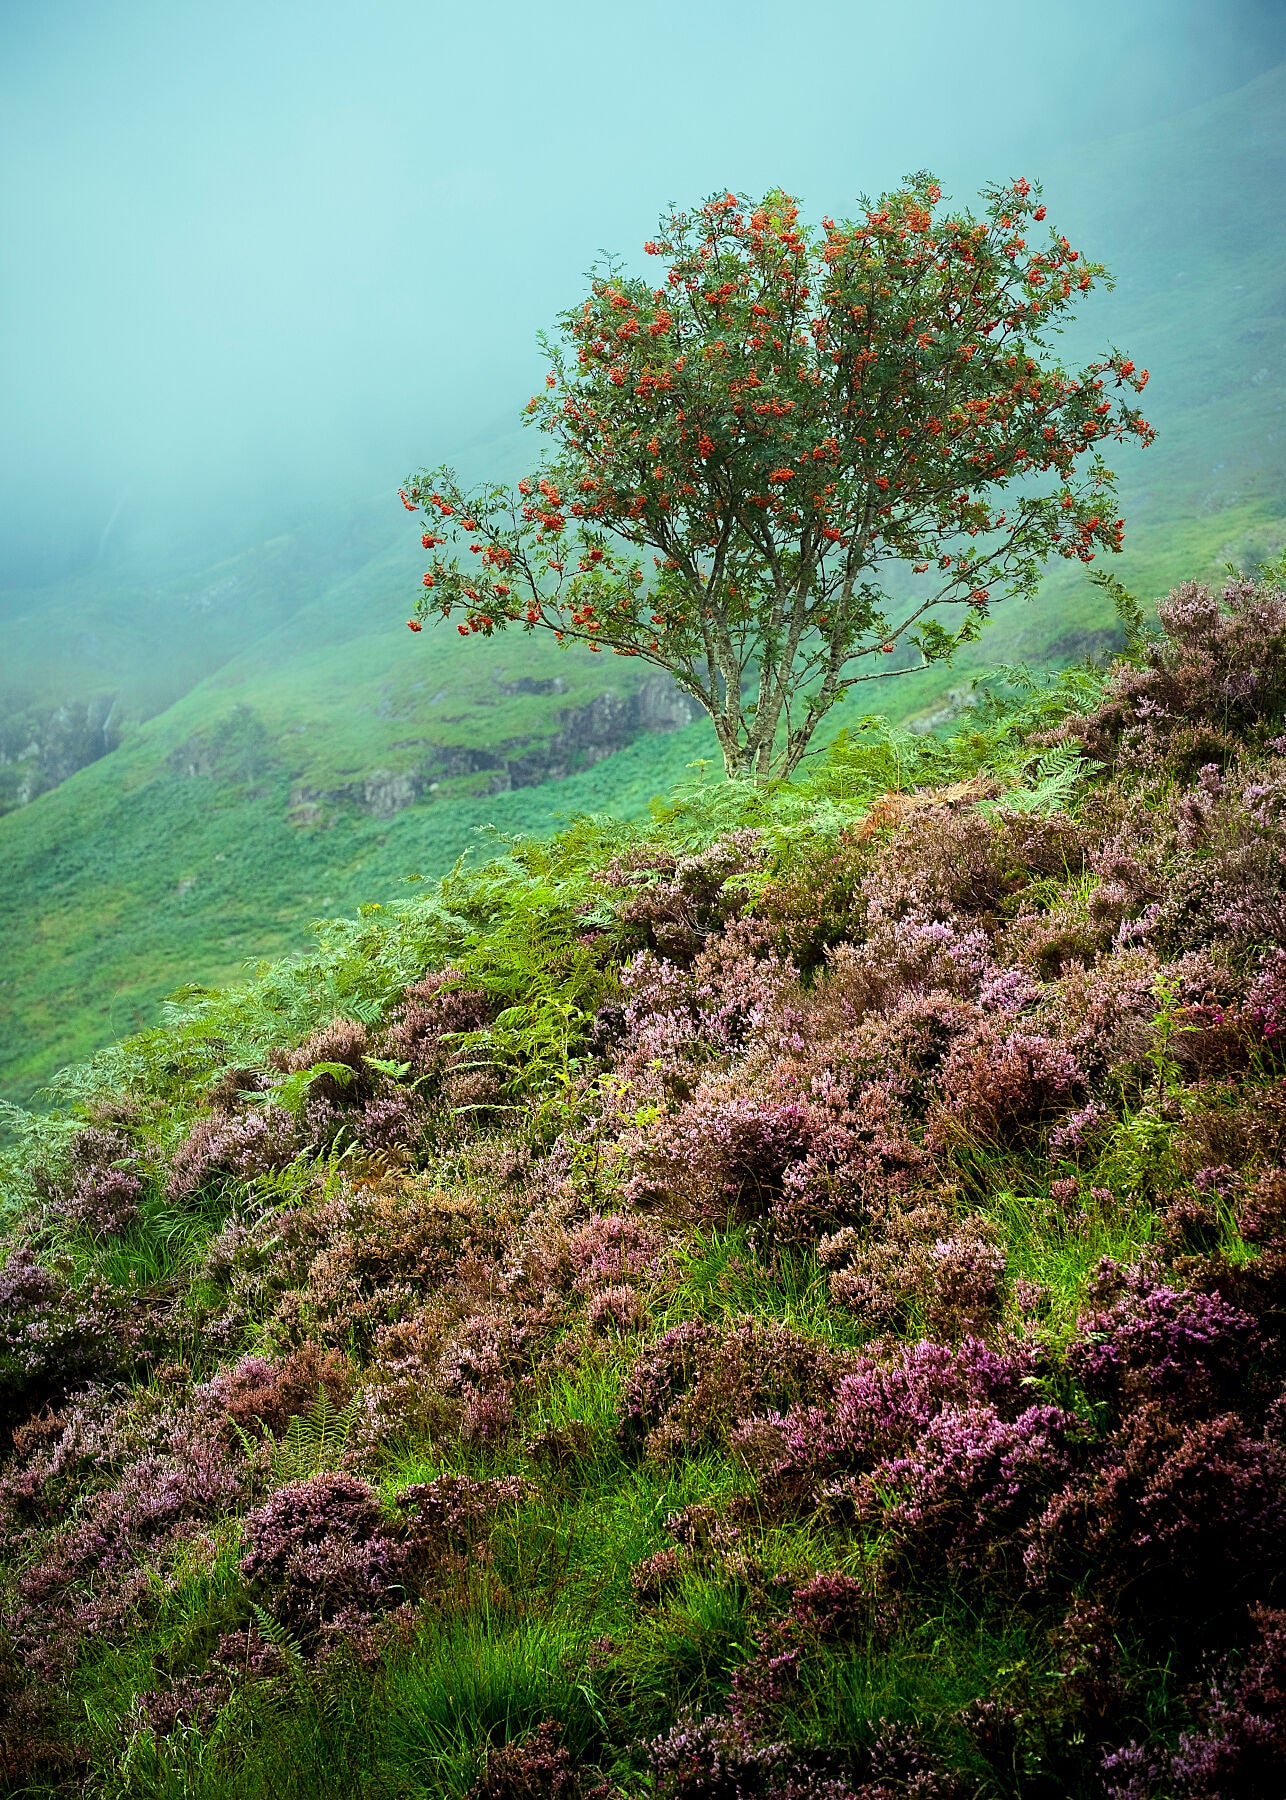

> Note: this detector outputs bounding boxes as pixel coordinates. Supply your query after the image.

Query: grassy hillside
[0,66,1282,1102]
[0,579,726,1100]
[2,567,1285,1794]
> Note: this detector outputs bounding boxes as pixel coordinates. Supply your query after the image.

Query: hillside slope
[1,66,1282,1101]
[2,567,1285,1795]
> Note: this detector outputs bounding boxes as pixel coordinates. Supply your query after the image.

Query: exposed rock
[160,678,701,826]
[494,676,567,697]
[0,694,121,813]
[287,675,702,823]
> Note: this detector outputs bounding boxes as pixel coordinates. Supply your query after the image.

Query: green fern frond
[988,742,1096,815]
[264,1388,359,1483]
[247,1605,310,1693]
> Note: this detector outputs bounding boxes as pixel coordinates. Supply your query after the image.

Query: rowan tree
[402,176,1154,781]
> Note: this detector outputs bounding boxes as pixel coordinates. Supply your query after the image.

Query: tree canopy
[403,176,1154,779]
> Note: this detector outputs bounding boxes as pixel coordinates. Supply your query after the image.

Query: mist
[2,0,1284,587]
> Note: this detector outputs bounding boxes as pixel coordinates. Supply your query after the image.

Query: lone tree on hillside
[401,176,1154,781]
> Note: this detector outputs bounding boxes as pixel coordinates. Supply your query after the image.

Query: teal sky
[2,0,1283,581]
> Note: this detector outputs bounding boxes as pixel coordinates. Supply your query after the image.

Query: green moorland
[2,563,1286,1795]
[1,65,1284,1102]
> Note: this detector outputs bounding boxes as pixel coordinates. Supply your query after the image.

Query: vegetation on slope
[0,622,708,1104]
[2,565,1286,1797]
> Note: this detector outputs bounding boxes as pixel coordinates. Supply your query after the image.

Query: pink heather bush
[46,1127,145,1236]
[196,1343,355,1440]
[0,1250,139,1413]
[1072,576,1286,772]
[1066,1265,1258,1413]
[202,1184,489,1354]
[1048,1100,1110,1160]
[585,1284,647,1334]
[239,1472,408,1637]
[821,1207,1006,1339]
[858,806,1030,936]
[732,1335,1043,1509]
[351,1087,427,1156]
[647,1708,963,1800]
[862,1399,1079,1575]
[166,1105,300,1200]
[828,912,993,1012]
[624,1092,818,1219]
[1163,1604,1286,1798]
[350,1308,460,1454]
[242,1470,527,1645]
[354,1309,530,1452]
[9,1428,246,1675]
[1026,1403,1286,1623]
[566,1212,668,1291]
[378,969,492,1070]
[395,1472,529,1554]
[1246,948,1286,1047]
[1095,1612,1282,1792]
[467,1719,602,1800]
[270,1016,373,1100]
[597,830,767,964]
[610,922,794,1103]
[786,1571,881,1643]
[57,1167,143,1237]
[1146,763,1286,960]
[930,1021,1084,1146]
[620,1055,926,1242]
[374,969,502,1115]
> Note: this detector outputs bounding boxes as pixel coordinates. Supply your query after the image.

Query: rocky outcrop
[0,695,122,814]
[287,675,702,824]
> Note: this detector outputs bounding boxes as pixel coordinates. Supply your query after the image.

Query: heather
[2,568,1286,1796]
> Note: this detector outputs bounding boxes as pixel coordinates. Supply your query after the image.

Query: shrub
[567,1213,669,1291]
[1072,575,1286,772]
[1103,1605,1286,1798]
[166,1105,300,1200]
[0,1251,138,1423]
[931,1021,1084,1146]
[1067,1266,1258,1415]
[822,1206,1006,1339]
[622,1319,838,1459]
[46,1128,145,1236]
[732,1334,1042,1519]
[239,1472,407,1637]
[197,1344,355,1441]
[599,833,767,962]
[1027,1404,1286,1626]
[467,1719,610,1800]
[866,1400,1079,1576]
[9,1429,245,1674]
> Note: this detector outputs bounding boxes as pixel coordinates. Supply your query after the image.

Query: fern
[987,742,1095,815]
[1092,568,1156,660]
[231,1387,359,1484]
[270,1388,358,1482]
[247,1605,311,1695]
[257,1060,358,1121]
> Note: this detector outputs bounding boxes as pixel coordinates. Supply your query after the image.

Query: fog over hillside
[3,0,1284,588]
